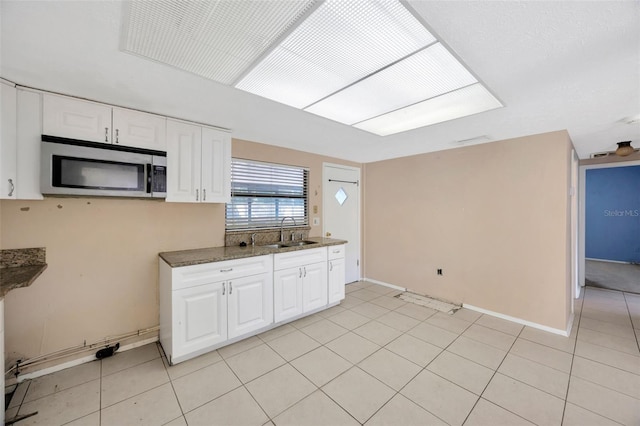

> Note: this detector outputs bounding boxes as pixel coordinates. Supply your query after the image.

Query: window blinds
[226,159,309,230]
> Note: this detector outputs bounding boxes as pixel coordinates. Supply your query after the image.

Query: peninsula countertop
[159,237,347,268]
[0,248,47,298]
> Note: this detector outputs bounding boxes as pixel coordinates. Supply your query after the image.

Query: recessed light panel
[235,0,436,108]
[305,43,478,124]
[123,0,503,135]
[122,0,317,85]
[354,83,502,136]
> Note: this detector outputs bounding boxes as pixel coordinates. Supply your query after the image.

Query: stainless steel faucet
[280,216,297,242]
[251,233,257,246]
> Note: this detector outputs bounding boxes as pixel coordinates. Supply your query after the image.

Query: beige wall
[0,138,358,370]
[363,130,574,331]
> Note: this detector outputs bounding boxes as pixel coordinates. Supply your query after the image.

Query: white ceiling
[1,1,639,163]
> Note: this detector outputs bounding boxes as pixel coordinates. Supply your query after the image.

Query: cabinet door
[328,257,346,304]
[173,282,227,359]
[227,274,273,339]
[112,107,167,151]
[0,82,17,199]
[16,89,43,200]
[43,94,112,144]
[166,120,201,202]
[302,262,328,313]
[274,267,303,322]
[200,127,230,203]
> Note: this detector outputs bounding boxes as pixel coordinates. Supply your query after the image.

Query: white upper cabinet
[112,107,166,151]
[43,93,167,150]
[1,81,17,199]
[166,120,202,203]
[43,94,112,144]
[166,119,231,203]
[16,89,44,200]
[1,85,44,200]
[201,126,231,203]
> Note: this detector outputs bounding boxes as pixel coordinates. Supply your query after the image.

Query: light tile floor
[6,282,640,425]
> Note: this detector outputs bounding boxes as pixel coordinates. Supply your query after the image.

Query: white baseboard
[16,336,159,382]
[361,278,406,292]
[463,304,571,337]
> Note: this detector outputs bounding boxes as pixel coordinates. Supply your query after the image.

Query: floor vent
[396,292,461,314]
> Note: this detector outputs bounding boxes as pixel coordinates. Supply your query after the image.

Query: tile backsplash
[225,227,311,247]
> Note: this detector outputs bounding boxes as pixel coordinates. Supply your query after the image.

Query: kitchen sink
[282,240,318,247]
[261,243,287,249]
[260,240,318,249]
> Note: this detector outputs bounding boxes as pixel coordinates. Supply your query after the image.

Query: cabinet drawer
[172,255,272,290]
[328,244,345,260]
[274,247,328,271]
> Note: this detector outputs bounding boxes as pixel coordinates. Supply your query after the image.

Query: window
[226,159,308,230]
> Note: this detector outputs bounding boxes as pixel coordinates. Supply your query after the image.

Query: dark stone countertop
[0,248,47,298]
[0,264,48,298]
[160,237,347,268]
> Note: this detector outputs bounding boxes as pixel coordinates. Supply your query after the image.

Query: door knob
[326,232,332,237]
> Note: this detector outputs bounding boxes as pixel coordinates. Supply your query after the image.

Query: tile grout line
[560,292,583,426]
[459,317,531,426]
[622,291,640,353]
[562,288,634,425]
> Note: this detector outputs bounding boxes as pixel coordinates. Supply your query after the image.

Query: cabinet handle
[115,128,119,143]
[332,250,340,254]
[203,188,206,201]
[8,179,14,197]
[220,268,233,273]
[304,267,307,277]
[105,127,109,142]
[229,282,233,294]
[299,268,302,278]
[196,189,199,201]
[222,282,226,295]
[330,261,333,272]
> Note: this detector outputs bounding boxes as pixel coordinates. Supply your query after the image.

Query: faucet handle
[251,233,257,246]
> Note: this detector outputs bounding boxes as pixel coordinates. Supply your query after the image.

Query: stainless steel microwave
[41,137,167,198]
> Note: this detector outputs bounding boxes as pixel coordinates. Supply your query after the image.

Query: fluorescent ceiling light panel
[305,43,478,124]
[235,0,436,108]
[354,83,503,136]
[123,0,503,136]
[122,0,317,85]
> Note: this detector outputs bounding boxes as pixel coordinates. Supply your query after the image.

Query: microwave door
[41,142,154,197]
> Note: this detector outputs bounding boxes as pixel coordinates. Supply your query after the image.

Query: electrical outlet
[313,217,320,226]
[437,269,443,276]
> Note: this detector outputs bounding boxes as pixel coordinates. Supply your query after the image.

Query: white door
[323,164,361,283]
[328,257,346,303]
[274,268,303,322]
[201,126,231,203]
[166,120,201,202]
[42,94,112,144]
[227,274,273,339]
[173,282,227,358]
[112,107,166,151]
[302,262,328,313]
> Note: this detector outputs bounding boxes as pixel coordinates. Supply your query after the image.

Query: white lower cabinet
[160,245,345,364]
[274,268,303,322]
[173,282,227,357]
[274,247,328,322]
[160,255,273,365]
[328,245,346,304]
[227,274,273,339]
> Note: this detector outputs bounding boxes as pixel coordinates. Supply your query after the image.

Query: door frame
[578,158,640,298]
[322,162,362,282]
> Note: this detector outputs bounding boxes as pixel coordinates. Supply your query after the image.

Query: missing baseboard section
[396,292,461,314]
